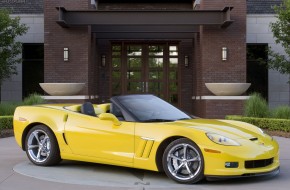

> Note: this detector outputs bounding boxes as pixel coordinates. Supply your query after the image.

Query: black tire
[25,125,61,166]
[162,138,204,184]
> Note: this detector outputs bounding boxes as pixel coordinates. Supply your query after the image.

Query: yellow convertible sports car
[13,94,279,184]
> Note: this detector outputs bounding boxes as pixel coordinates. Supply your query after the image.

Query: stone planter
[39,83,85,96]
[205,83,251,96]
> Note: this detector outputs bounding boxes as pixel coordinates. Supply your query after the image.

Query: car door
[64,112,135,164]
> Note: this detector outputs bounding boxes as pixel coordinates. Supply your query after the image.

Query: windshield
[115,95,191,122]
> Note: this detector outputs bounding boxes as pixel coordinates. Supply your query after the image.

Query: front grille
[245,158,274,169]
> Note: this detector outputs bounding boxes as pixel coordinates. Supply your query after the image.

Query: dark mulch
[0,129,289,139]
[265,129,290,138]
[0,129,14,138]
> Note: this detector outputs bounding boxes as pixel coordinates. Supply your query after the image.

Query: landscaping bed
[0,129,14,138]
[226,115,290,138]
[0,94,44,139]
[224,93,290,138]
[225,115,290,132]
[0,116,13,138]
[265,129,290,138]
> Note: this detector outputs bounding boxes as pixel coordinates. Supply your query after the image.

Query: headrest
[81,102,96,116]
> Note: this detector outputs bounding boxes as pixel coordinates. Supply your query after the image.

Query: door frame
[109,40,181,106]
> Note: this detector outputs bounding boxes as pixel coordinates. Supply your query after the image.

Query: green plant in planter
[23,93,45,105]
[271,106,290,119]
[244,93,269,118]
[0,94,44,116]
[0,103,20,116]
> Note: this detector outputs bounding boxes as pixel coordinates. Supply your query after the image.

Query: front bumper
[206,166,280,180]
[201,136,280,177]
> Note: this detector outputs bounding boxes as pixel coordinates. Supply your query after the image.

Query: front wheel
[25,125,61,166]
[162,138,204,184]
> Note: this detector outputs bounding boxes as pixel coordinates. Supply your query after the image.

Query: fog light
[225,162,239,168]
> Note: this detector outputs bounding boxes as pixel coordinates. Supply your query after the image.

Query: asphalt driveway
[0,136,289,190]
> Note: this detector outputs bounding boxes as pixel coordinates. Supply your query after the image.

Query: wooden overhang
[56,7,234,29]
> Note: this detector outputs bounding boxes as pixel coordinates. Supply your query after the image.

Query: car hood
[172,119,265,140]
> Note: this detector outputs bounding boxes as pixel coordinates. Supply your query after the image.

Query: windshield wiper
[142,119,174,123]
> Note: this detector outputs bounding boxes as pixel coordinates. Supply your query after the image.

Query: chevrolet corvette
[13,94,279,184]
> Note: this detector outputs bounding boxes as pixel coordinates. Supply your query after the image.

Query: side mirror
[99,113,121,126]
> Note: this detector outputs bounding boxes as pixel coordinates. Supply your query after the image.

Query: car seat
[81,102,96,116]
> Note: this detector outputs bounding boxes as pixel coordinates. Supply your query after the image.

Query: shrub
[0,103,20,116]
[0,116,13,130]
[226,115,290,132]
[23,93,45,105]
[244,93,269,118]
[0,94,44,116]
[271,106,290,119]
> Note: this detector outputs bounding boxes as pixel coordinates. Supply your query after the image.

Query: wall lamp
[184,55,189,67]
[222,47,227,61]
[64,47,69,61]
[101,54,106,67]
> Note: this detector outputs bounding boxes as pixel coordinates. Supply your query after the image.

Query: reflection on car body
[13,94,280,184]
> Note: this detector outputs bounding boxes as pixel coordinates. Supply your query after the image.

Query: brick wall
[180,40,194,113]
[192,0,247,118]
[199,0,247,95]
[193,99,245,119]
[96,39,110,103]
[43,0,247,118]
[44,0,91,95]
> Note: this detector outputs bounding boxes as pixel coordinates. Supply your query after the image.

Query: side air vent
[136,137,155,158]
[249,137,258,141]
[62,133,68,145]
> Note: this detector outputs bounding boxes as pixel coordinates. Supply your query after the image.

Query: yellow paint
[14,104,280,177]
[136,139,147,157]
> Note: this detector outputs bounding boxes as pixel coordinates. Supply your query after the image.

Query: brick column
[193,0,247,118]
[44,0,91,95]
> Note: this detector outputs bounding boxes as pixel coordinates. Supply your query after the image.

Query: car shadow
[58,160,280,186]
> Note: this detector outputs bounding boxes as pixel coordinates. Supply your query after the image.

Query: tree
[0,9,28,101]
[268,0,290,81]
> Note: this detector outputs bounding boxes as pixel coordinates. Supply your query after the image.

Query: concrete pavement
[0,136,289,190]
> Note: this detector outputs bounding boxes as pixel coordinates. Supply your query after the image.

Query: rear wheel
[25,125,61,166]
[162,138,204,184]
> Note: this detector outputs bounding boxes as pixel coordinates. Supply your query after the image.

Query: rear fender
[13,106,68,150]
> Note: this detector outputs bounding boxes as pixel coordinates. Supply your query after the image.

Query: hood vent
[249,137,258,141]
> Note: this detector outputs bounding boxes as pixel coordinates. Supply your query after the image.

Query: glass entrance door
[111,42,179,105]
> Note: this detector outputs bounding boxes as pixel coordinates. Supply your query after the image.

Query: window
[247,44,268,100]
[22,44,44,99]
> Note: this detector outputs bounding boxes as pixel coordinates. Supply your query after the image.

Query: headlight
[206,133,240,146]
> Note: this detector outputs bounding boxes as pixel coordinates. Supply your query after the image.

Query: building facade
[44,0,247,118]
[247,0,290,109]
[1,0,289,118]
[0,0,44,101]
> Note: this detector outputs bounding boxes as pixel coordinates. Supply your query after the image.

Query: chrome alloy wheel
[166,143,202,181]
[27,129,51,163]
